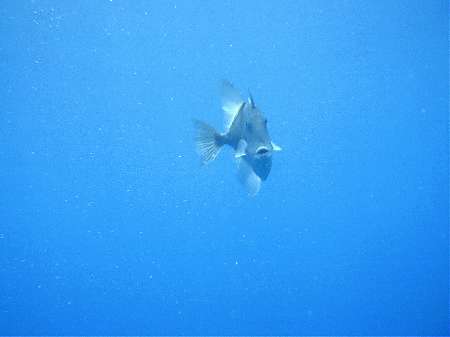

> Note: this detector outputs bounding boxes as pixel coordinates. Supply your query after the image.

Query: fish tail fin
[193,119,225,164]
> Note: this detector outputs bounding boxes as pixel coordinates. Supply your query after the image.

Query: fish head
[243,106,274,158]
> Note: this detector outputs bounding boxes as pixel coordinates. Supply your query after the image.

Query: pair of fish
[194,81,281,196]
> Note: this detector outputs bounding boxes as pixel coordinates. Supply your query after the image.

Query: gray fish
[194,80,281,195]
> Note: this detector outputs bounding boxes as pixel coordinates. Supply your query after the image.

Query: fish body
[194,81,281,195]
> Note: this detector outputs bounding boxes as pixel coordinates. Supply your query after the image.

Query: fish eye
[264,118,268,125]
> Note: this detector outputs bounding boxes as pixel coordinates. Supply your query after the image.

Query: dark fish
[194,80,281,195]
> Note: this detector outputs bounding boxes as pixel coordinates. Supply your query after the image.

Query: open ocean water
[1,0,448,335]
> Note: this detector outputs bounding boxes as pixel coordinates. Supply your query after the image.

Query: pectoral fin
[235,139,247,158]
[271,142,282,151]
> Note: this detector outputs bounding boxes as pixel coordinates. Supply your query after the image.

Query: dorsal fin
[221,80,244,130]
[248,90,255,108]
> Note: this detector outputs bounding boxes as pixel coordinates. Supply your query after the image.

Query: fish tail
[193,119,225,164]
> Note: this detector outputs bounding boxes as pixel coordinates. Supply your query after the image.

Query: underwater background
[1,0,448,335]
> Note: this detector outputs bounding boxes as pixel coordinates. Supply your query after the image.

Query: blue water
[1,1,448,335]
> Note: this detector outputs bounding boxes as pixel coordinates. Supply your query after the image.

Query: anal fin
[237,157,261,196]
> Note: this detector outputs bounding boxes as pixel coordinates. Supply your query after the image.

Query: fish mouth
[256,146,271,157]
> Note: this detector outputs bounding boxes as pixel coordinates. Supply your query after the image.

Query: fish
[194,80,281,195]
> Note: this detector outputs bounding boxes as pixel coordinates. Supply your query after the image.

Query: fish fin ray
[193,119,223,164]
